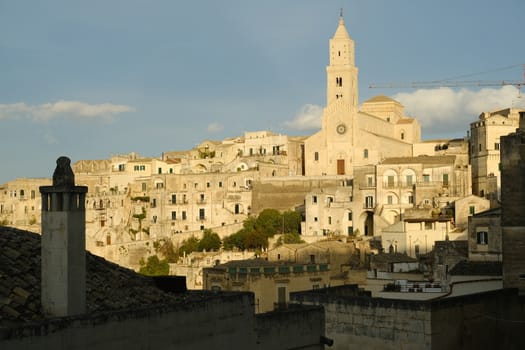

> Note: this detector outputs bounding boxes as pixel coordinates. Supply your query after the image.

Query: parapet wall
[1,293,256,350]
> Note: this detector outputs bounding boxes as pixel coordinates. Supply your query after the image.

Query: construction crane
[368,64,525,94]
[368,80,524,89]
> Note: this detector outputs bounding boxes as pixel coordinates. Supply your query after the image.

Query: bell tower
[326,10,358,110]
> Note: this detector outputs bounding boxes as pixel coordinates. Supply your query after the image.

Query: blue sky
[1,0,524,183]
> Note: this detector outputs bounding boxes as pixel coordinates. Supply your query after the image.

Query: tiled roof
[0,226,203,327]
[363,95,399,104]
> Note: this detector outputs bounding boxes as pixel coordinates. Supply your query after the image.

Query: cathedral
[304,14,421,176]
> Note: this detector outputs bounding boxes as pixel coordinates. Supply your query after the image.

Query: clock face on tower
[336,123,347,135]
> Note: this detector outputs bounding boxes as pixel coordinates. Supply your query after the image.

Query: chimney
[40,156,88,316]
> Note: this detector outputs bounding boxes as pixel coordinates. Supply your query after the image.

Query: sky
[1,0,524,184]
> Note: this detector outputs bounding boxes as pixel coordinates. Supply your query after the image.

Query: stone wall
[255,306,325,350]
[1,292,327,350]
[1,293,256,350]
[291,286,525,350]
[291,286,431,350]
[251,177,342,214]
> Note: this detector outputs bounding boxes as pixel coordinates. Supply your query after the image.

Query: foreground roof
[0,227,208,327]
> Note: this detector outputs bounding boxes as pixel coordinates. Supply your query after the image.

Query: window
[234,203,240,214]
[31,190,35,199]
[314,217,318,222]
[312,195,317,204]
[158,168,162,174]
[365,196,374,209]
[206,182,210,188]
[424,222,433,230]
[151,198,157,208]
[442,174,449,186]
[182,211,187,220]
[314,152,319,161]
[327,197,334,204]
[367,176,374,187]
[401,132,405,140]
[387,175,395,188]
[328,216,332,225]
[183,194,187,203]
[348,212,352,221]
[310,255,316,264]
[218,181,223,188]
[171,194,177,204]
[141,183,147,191]
[364,149,369,159]
[469,206,475,215]
[408,195,414,204]
[423,174,430,183]
[199,208,205,220]
[171,211,177,220]
[347,226,353,235]
[495,143,500,150]
[336,77,343,87]
[194,183,198,188]
[406,175,413,186]
[118,164,125,171]
[387,195,393,205]
[156,182,163,189]
[477,231,488,245]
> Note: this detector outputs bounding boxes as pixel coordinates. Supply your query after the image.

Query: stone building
[467,207,502,261]
[500,110,525,294]
[470,107,524,204]
[203,258,353,314]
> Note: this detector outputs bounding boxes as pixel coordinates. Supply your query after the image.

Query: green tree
[139,255,169,276]
[244,230,268,250]
[178,236,199,255]
[255,208,282,236]
[198,229,221,251]
[223,230,246,250]
[281,210,302,234]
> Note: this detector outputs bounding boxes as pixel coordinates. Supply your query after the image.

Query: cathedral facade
[304,15,420,177]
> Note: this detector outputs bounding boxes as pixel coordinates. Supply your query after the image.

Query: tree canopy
[223,209,302,250]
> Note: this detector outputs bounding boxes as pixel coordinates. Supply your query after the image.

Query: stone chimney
[40,156,88,316]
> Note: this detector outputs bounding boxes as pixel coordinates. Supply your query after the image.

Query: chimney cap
[40,156,87,193]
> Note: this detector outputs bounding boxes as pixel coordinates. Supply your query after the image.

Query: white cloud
[393,86,524,136]
[0,100,135,122]
[207,122,224,133]
[284,104,323,130]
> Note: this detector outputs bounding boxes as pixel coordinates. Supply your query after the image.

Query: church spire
[326,10,358,108]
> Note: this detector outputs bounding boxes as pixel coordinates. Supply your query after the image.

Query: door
[337,159,345,175]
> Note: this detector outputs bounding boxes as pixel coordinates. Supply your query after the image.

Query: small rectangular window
[477,231,488,245]
[494,143,500,150]
[312,195,317,204]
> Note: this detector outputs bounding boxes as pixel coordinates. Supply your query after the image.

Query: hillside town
[1,12,525,350]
